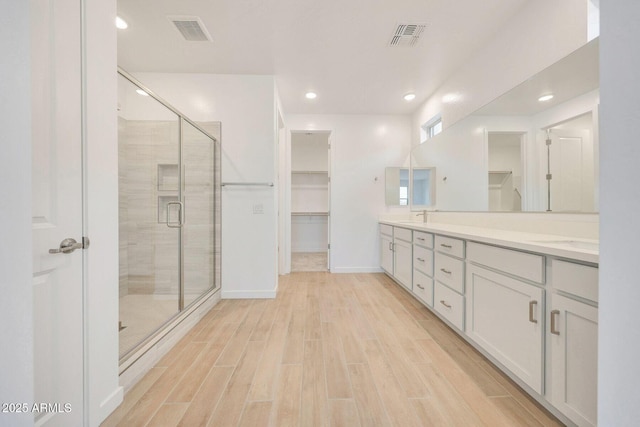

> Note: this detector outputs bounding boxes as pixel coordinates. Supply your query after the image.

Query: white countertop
[379,219,599,264]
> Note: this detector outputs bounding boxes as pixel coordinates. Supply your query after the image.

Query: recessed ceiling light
[135,89,149,97]
[538,94,554,102]
[116,16,128,30]
[403,93,416,101]
[305,92,317,100]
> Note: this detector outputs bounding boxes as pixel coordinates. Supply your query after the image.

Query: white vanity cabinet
[433,235,465,330]
[412,231,434,306]
[393,227,413,291]
[466,264,544,393]
[547,260,598,427]
[379,224,394,274]
[379,224,412,291]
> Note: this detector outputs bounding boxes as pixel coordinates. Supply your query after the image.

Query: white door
[380,233,393,274]
[31,0,85,424]
[548,128,595,212]
[326,135,332,271]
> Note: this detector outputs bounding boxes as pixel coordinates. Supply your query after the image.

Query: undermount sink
[528,239,599,251]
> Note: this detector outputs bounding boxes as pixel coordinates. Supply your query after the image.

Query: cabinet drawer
[413,246,433,276]
[435,235,465,258]
[467,241,544,284]
[435,252,465,294]
[379,223,393,236]
[413,270,433,307]
[552,259,598,302]
[434,282,464,331]
[394,227,412,243]
[413,231,433,248]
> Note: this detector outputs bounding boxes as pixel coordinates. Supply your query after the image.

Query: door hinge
[328,243,331,249]
[82,236,90,249]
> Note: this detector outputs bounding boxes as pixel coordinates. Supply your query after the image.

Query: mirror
[411,38,599,212]
[412,167,436,208]
[385,167,409,205]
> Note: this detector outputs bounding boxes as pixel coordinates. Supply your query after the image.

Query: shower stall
[117,69,221,361]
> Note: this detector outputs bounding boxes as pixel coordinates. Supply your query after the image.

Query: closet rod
[221,182,274,187]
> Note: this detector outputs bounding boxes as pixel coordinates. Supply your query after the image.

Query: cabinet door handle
[440,300,452,309]
[417,257,425,262]
[528,300,538,324]
[440,243,453,249]
[417,237,425,241]
[416,283,425,290]
[389,241,393,251]
[440,268,452,275]
[550,309,560,335]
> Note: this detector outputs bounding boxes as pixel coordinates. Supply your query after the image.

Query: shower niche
[117,70,221,361]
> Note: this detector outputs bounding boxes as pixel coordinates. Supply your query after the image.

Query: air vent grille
[168,15,212,42]
[389,23,426,47]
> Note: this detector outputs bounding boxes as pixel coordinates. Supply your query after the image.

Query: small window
[420,116,442,143]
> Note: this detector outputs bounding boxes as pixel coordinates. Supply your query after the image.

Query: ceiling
[117,0,530,115]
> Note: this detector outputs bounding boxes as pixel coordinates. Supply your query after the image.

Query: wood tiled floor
[102,272,564,427]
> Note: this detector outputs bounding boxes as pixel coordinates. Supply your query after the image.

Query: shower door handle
[166,201,184,228]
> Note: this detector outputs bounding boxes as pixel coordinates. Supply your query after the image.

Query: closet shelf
[291,170,328,174]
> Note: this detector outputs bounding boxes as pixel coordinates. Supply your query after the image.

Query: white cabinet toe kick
[379,222,598,427]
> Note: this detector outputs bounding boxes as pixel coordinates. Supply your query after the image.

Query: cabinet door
[466,264,544,393]
[380,234,394,274]
[548,294,598,427]
[394,239,413,290]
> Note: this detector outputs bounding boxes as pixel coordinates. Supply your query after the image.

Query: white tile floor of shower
[291,251,327,272]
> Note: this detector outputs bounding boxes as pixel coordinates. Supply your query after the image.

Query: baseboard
[221,289,277,299]
[330,267,384,273]
[96,386,124,426]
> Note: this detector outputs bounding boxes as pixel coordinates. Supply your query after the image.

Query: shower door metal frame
[117,67,219,364]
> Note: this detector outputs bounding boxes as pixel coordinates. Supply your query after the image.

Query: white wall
[130,73,278,298]
[413,0,588,139]
[0,3,34,426]
[285,114,412,272]
[599,1,640,424]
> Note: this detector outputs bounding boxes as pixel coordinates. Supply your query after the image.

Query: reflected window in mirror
[420,115,442,143]
[385,167,410,206]
[412,167,436,208]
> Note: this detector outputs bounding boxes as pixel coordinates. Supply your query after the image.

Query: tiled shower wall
[118,117,220,298]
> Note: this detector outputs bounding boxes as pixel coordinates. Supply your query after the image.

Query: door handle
[550,309,560,335]
[529,300,538,324]
[49,238,84,254]
[166,201,184,228]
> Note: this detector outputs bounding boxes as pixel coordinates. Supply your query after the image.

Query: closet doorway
[290,131,331,272]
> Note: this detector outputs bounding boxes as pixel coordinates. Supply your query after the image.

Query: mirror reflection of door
[546,112,595,212]
[488,132,524,212]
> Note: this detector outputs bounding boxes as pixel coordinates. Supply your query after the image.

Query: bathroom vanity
[379,217,598,427]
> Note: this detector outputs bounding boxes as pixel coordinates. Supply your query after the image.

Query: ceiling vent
[168,15,212,42]
[388,23,426,47]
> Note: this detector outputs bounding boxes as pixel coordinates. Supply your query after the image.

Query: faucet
[414,210,428,223]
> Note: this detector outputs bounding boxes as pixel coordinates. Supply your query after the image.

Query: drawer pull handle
[550,309,560,335]
[440,300,452,309]
[440,268,452,275]
[417,257,425,262]
[440,243,453,249]
[529,300,538,324]
[416,284,425,290]
[417,237,425,241]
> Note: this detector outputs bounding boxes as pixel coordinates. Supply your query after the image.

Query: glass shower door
[182,120,216,307]
[118,74,181,358]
